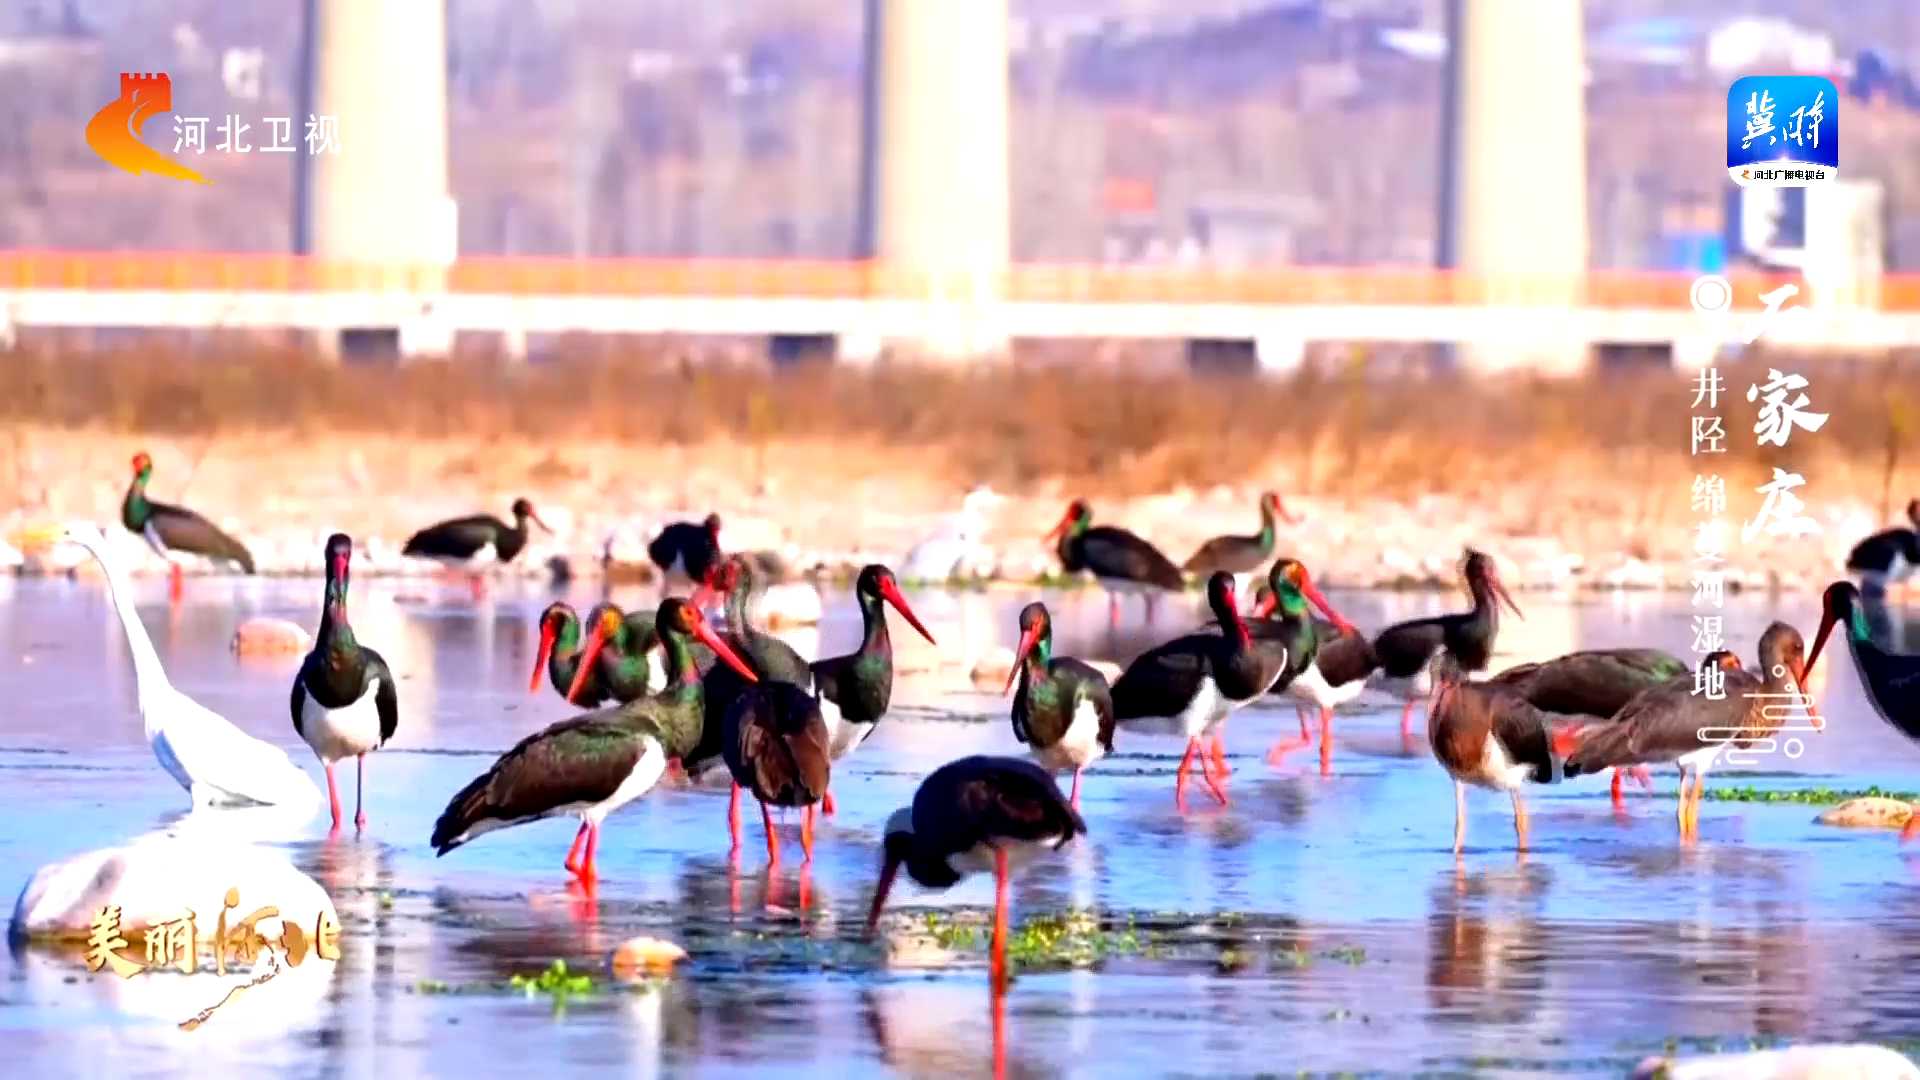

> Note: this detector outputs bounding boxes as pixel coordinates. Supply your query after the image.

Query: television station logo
[85,71,340,186]
[1727,74,1838,189]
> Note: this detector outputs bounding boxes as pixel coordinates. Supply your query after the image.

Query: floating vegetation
[510,960,596,1011]
[1701,785,1920,806]
[914,909,1148,972]
[1324,945,1367,966]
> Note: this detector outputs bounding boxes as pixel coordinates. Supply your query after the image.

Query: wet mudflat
[5,574,1920,1078]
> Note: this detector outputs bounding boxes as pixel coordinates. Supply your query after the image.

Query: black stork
[721,679,832,865]
[431,598,757,883]
[809,564,937,816]
[121,450,255,601]
[1561,627,1820,842]
[1486,648,1685,808]
[650,512,724,587]
[1182,491,1298,578]
[866,755,1086,991]
[1372,549,1524,740]
[556,602,663,705]
[531,602,599,702]
[291,533,398,834]
[403,497,551,598]
[686,554,816,850]
[1005,602,1115,808]
[1231,559,1359,774]
[1426,656,1593,854]
[1845,499,1919,598]
[1805,581,1920,837]
[1110,571,1281,810]
[1044,498,1184,626]
[1265,592,1380,774]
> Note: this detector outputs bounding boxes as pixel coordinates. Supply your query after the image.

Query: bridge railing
[0,251,1908,311]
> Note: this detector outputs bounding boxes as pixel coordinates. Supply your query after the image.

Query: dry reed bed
[3,344,1912,496]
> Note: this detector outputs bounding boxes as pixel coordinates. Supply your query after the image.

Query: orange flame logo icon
[85,73,211,184]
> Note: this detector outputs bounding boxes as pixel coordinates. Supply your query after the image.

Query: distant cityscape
[5,0,1920,270]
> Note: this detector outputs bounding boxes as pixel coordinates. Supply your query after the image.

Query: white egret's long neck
[80,538,172,713]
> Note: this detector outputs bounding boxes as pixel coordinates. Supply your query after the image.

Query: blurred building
[7,0,1920,278]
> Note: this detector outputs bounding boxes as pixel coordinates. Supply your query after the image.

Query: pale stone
[230,617,313,657]
[1815,797,1914,829]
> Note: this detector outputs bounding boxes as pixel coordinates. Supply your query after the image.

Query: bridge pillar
[1439,0,1589,375]
[857,0,1011,362]
[297,0,454,361]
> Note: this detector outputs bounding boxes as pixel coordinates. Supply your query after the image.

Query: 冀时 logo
[85,72,211,185]
[1727,75,1837,189]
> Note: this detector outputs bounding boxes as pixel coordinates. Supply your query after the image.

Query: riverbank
[0,348,1911,595]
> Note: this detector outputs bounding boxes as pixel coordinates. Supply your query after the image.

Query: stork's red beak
[1005,622,1042,696]
[691,613,757,684]
[1491,572,1524,620]
[1042,507,1076,546]
[1253,591,1277,619]
[529,509,553,534]
[1804,608,1837,688]
[1792,657,1824,732]
[530,621,556,693]
[1299,570,1358,637]
[566,623,609,704]
[688,567,723,613]
[866,853,903,937]
[878,576,936,646]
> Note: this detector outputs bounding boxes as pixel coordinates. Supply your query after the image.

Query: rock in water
[970,647,1015,691]
[9,829,339,1031]
[230,617,314,657]
[1815,797,1915,829]
[609,936,687,981]
[760,582,822,628]
[1633,1043,1920,1079]
[10,829,337,945]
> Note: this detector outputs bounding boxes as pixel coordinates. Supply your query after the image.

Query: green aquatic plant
[1324,944,1367,966]
[510,959,596,1008]
[914,909,1147,972]
[1700,785,1920,806]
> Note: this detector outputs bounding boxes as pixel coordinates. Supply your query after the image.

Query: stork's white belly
[300,677,386,762]
[823,697,876,761]
[1284,659,1368,711]
[1458,732,1541,792]
[1127,676,1229,738]
[1031,699,1106,772]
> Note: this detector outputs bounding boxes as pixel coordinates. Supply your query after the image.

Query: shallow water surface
[4,575,1920,1077]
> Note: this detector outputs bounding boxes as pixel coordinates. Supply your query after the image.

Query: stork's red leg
[729,782,743,852]
[822,788,838,816]
[563,820,589,877]
[324,761,343,833]
[992,845,1010,980]
[354,753,369,830]
[578,822,600,886]
[1318,707,1334,777]
[801,804,816,863]
[1069,768,1082,809]
[1197,736,1230,805]
[1174,738,1198,812]
[761,799,780,866]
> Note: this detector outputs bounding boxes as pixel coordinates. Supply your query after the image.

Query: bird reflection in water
[1426,861,1552,1026]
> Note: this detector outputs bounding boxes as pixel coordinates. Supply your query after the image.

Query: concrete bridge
[3,252,1914,370]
